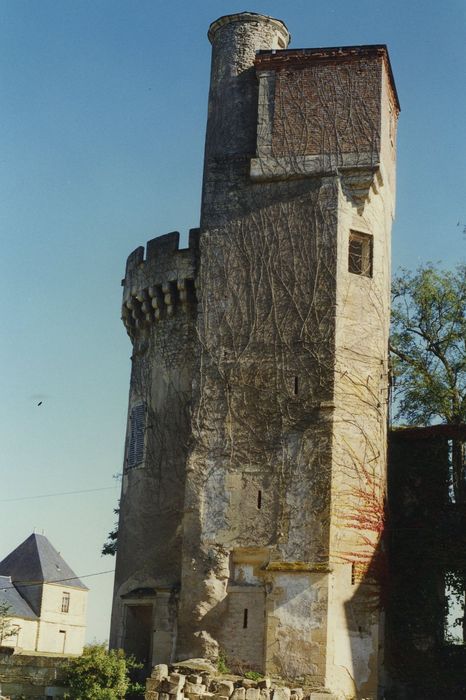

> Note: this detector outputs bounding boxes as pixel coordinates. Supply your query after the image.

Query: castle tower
[110,229,199,665]
[111,13,399,699]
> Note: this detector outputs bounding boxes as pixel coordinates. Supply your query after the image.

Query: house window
[61,591,70,613]
[127,403,146,469]
[348,231,373,277]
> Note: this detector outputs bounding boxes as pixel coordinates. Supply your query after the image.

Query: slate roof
[0,534,88,590]
[0,575,37,620]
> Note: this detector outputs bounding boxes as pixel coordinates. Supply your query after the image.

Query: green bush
[217,649,230,674]
[244,671,263,681]
[64,643,143,699]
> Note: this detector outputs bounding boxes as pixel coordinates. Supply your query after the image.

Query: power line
[0,569,115,591]
[0,486,117,503]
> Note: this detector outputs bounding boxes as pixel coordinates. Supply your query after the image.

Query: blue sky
[0,0,464,643]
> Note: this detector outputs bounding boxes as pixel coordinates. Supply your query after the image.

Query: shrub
[64,643,143,699]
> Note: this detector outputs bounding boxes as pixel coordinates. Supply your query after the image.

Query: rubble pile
[145,662,334,700]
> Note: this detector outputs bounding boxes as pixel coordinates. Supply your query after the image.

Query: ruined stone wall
[0,652,67,699]
[386,427,466,699]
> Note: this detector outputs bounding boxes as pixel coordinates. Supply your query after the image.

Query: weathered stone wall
[0,652,67,699]
[178,179,338,678]
[111,231,199,662]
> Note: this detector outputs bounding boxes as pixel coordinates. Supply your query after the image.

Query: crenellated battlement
[122,229,199,339]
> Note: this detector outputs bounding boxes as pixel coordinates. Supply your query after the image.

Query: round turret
[205,12,290,159]
[207,12,290,48]
[201,13,290,227]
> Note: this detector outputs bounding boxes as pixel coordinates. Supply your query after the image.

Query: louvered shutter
[127,403,145,468]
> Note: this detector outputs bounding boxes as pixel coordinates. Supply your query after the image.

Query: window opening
[257,490,262,509]
[294,376,299,396]
[61,591,70,613]
[348,231,373,277]
[444,571,465,645]
[127,403,145,469]
[59,630,66,653]
[243,608,248,629]
[447,440,466,504]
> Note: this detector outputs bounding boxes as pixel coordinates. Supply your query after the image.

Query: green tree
[390,263,465,426]
[64,643,143,700]
[102,505,119,556]
[0,601,18,645]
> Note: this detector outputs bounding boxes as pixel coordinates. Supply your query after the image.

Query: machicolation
[122,229,199,338]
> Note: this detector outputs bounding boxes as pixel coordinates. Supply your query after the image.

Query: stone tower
[110,12,399,699]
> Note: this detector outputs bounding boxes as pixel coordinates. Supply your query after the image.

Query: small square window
[61,591,70,613]
[349,231,373,277]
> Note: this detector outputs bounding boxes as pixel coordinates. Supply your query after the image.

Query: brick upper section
[255,45,399,163]
[255,45,399,111]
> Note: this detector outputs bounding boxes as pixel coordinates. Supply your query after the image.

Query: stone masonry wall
[0,652,67,699]
[110,230,199,657]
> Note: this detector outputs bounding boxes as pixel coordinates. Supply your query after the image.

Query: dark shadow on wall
[385,425,466,700]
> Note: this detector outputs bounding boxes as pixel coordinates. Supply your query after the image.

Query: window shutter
[127,403,145,468]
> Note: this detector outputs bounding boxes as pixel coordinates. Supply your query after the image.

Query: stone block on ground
[159,693,170,700]
[168,693,184,700]
[272,689,291,700]
[162,674,185,694]
[241,680,257,690]
[184,682,206,695]
[162,682,184,694]
[257,680,271,690]
[169,673,186,685]
[146,678,161,692]
[145,692,159,700]
[217,680,234,696]
[174,659,217,675]
[201,674,213,688]
[231,688,246,700]
[188,675,203,685]
[245,689,260,700]
[290,691,303,700]
[152,664,169,680]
